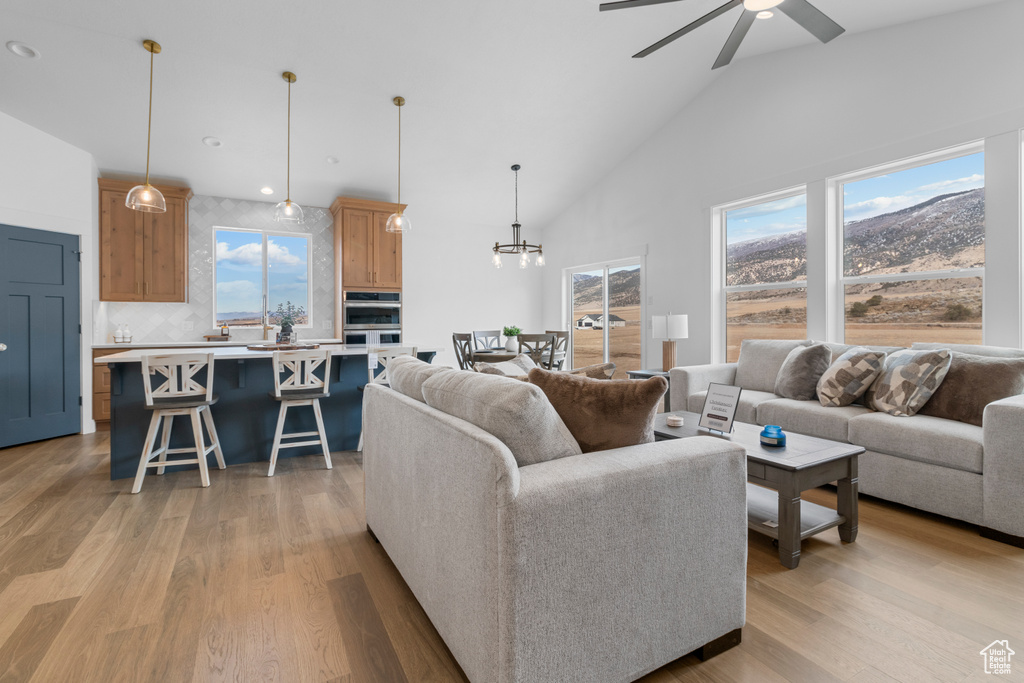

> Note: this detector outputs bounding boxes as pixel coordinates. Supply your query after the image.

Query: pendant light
[386,96,410,232]
[125,40,166,213]
[274,71,304,223]
[492,164,543,268]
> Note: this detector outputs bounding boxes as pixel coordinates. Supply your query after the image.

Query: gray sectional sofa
[671,340,1024,545]
[362,374,748,683]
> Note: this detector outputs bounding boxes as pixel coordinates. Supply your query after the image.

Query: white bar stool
[268,349,333,476]
[133,353,226,494]
[357,346,418,451]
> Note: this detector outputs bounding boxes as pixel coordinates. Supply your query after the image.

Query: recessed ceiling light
[326,156,339,165]
[260,187,274,195]
[202,136,222,147]
[6,41,40,59]
[756,10,774,19]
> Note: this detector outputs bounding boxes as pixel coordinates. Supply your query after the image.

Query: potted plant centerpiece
[503,325,522,352]
[274,301,305,344]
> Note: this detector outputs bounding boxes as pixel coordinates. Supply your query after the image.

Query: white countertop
[93,338,347,350]
[95,343,439,364]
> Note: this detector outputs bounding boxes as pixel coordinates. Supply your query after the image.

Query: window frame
[212,226,314,330]
[828,141,986,344]
[563,256,646,371]
[711,185,808,363]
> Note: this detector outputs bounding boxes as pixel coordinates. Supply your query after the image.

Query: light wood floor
[0,433,1021,682]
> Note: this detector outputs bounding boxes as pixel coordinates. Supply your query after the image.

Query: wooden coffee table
[654,411,863,569]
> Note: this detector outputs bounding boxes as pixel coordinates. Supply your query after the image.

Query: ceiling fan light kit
[493,164,544,269]
[273,71,304,223]
[125,39,167,213]
[601,0,845,69]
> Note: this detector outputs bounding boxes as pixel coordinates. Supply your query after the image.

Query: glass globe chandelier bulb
[125,183,166,212]
[743,0,782,10]
[274,199,304,223]
[519,252,530,269]
[386,212,410,233]
[535,252,545,267]
[492,252,502,268]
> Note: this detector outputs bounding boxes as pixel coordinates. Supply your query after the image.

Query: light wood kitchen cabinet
[98,178,192,302]
[330,196,405,291]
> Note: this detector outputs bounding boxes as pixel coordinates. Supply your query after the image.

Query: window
[840,149,984,347]
[566,259,643,378]
[214,228,311,328]
[722,192,808,362]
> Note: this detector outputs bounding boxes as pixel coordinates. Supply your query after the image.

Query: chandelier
[492,164,543,269]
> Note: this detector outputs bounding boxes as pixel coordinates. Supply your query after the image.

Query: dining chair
[452,333,474,370]
[133,353,225,493]
[472,330,502,351]
[545,330,568,370]
[358,346,419,451]
[267,349,333,477]
[517,334,556,369]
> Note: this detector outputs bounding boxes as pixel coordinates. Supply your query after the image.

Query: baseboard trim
[366,524,380,544]
[980,527,1024,548]
[695,628,742,662]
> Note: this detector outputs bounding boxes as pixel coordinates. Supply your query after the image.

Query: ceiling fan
[600,0,845,70]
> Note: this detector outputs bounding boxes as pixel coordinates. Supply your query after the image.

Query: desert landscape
[571,268,642,377]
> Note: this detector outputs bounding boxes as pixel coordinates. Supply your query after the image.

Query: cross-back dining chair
[517,333,556,369]
[472,330,502,351]
[452,333,474,370]
[267,349,333,477]
[544,330,568,370]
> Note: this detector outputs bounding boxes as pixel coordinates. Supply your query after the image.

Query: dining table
[470,348,520,364]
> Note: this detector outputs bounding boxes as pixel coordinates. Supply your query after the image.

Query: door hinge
[71,249,83,262]
[78,324,82,334]
[78,396,83,406]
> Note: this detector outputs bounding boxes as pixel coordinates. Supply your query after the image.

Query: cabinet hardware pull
[145,282,150,295]
[136,282,141,294]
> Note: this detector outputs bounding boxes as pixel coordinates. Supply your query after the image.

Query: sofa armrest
[669,363,738,411]
[983,394,1024,538]
[496,437,747,683]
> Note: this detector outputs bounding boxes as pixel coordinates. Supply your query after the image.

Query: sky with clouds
[725,152,984,246]
[215,230,309,318]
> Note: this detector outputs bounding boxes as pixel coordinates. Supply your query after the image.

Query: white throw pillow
[387,355,455,403]
[422,371,581,467]
[474,353,537,378]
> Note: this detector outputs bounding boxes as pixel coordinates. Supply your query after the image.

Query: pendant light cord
[145,48,154,185]
[286,79,291,203]
[514,168,519,224]
[397,103,402,214]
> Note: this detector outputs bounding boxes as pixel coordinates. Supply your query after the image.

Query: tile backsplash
[96,194,334,344]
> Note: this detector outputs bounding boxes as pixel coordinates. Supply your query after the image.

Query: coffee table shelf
[746,484,845,541]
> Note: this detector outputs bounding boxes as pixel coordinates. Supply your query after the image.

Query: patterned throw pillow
[817,347,886,407]
[474,353,537,378]
[865,348,952,416]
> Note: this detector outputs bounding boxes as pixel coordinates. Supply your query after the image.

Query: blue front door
[0,224,81,447]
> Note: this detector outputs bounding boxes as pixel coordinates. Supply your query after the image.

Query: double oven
[341,291,402,345]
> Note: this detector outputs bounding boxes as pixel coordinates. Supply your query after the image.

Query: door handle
[0,343,6,352]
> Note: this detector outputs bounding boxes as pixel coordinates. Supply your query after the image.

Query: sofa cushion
[848,412,984,474]
[916,352,1024,427]
[687,389,779,424]
[387,355,456,403]
[865,348,952,417]
[421,371,581,467]
[912,342,1024,359]
[757,399,871,443]
[816,347,886,407]
[474,353,537,377]
[527,368,667,453]
[774,343,832,400]
[735,339,811,393]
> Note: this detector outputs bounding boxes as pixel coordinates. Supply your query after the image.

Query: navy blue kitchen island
[100,345,436,480]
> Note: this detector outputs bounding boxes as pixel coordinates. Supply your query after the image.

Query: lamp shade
[653,314,689,340]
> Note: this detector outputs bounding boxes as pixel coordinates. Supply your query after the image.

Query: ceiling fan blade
[712,9,755,69]
[778,0,845,43]
[632,0,742,58]
[600,0,685,12]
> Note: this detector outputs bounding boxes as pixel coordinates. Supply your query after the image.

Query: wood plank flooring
[0,432,1021,682]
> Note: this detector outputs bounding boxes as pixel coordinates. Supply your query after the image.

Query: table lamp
[652,314,689,372]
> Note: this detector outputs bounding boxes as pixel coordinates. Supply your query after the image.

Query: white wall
[541,0,1024,367]
[0,110,98,432]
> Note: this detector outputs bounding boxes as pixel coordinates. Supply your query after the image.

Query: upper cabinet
[98,179,192,302]
[330,197,404,291]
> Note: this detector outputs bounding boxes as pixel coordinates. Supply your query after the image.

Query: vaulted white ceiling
[0,0,1006,227]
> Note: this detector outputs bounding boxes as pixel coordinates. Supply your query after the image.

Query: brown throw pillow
[917,352,1024,426]
[774,343,832,401]
[527,368,667,453]
[866,348,952,417]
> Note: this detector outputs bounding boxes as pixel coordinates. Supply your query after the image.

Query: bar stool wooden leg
[133,412,163,494]
[201,406,226,470]
[312,399,332,470]
[156,414,173,476]
[268,402,288,477]
[189,408,211,488]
